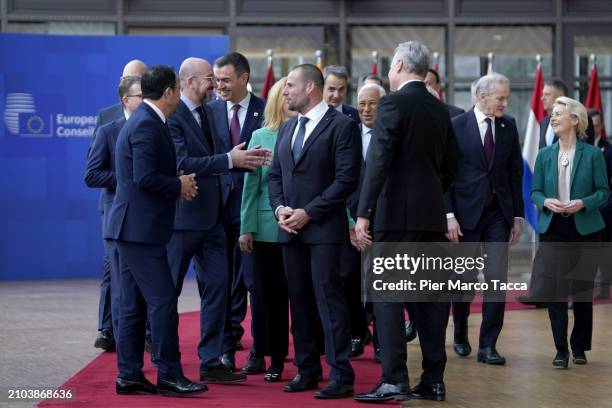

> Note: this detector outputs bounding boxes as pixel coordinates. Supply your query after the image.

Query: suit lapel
[240,94,263,144]
[467,109,488,169]
[295,108,335,166]
[179,101,209,153]
[283,117,298,166]
[491,118,506,170]
[570,141,584,189]
[212,101,231,153]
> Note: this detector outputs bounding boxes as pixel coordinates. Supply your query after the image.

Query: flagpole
[531,54,542,261]
[487,52,495,74]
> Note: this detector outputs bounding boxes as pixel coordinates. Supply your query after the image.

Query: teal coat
[531,140,609,235]
[240,127,280,242]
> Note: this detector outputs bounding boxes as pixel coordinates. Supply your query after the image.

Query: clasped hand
[278,207,310,235]
[543,198,584,215]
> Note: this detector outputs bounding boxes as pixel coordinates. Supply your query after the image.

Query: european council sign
[0,33,228,280]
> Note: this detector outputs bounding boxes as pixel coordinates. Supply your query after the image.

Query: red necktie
[230,104,241,147]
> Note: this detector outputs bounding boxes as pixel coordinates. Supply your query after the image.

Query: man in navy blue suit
[269,63,360,399]
[323,65,360,123]
[168,57,269,383]
[106,65,206,397]
[208,52,266,370]
[445,73,524,365]
[85,76,143,350]
[89,60,147,352]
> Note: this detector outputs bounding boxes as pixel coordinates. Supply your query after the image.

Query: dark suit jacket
[169,99,229,231]
[84,118,125,235]
[93,103,123,138]
[106,103,181,245]
[268,107,361,244]
[208,93,266,206]
[445,103,465,118]
[445,108,524,230]
[347,124,367,221]
[357,81,458,233]
[342,104,360,123]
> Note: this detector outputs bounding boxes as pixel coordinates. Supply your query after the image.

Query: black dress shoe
[221,352,236,371]
[94,329,115,351]
[314,381,354,399]
[116,377,157,395]
[553,351,569,368]
[350,336,365,358]
[354,382,410,402]
[410,382,445,401]
[243,353,266,374]
[515,296,547,308]
[283,373,321,392]
[453,340,472,357]
[477,347,506,365]
[405,320,417,343]
[157,376,208,397]
[200,364,246,383]
[264,364,283,382]
[572,351,587,365]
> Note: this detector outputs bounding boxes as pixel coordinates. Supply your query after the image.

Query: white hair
[358,83,386,99]
[474,73,510,98]
[391,41,430,77]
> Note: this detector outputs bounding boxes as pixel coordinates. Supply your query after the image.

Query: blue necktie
[293,116,310,161]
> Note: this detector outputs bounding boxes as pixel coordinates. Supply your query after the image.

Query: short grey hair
[358,83,386,99]
[323,65,348,82]
[474,73,510,98]
[392,41,430,77]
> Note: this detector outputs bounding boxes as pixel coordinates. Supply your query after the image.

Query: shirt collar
[398,79,422,91]
[334,104,343,113]
[227,92,251,112]
[181,93,199,112]
[299,100,329,124]
[474,105,494,124]
[123,108,130,120]
[361,124,372,136]
[143,99,166,123]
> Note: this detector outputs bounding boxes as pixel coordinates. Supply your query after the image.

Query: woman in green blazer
[238,77,296,382]
[531,96,609,368]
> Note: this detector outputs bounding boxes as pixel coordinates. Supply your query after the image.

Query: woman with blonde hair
[238,77,296,381]
[531,96,609,368]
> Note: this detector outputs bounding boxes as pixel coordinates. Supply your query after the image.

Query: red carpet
[39,294,612,407]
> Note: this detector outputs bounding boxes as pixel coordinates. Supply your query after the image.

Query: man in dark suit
[89,61,147,351]
[106,65,206,396]
[354,41,458,403]
[425,68,465,118]
[208,52,266,371]
[323,65,360,122]
[85,76,143,351]
[168,57,269,383]
[268,63,361,399]
[445,73,524,365]
[344,83,386,360]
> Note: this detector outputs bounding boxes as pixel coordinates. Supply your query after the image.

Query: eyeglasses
[191,75,216,83]
[126,94,143,98]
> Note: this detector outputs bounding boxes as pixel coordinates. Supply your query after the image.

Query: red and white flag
[261,55,275,100]
[585,62,606,138]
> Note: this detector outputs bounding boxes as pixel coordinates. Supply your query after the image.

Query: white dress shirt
[473,105,496,145]
[143,99,166,123]
[227,92,251,131]
[290,100,329,150]
[361,124,372,161]
[545,121,556,146]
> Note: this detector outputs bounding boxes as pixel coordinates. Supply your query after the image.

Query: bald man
[91,59,147,351]
[167,57,269,384]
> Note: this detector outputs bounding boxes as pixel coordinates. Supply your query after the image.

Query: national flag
[261,58,275,100]
[585,62,606,138]
[521,62,546,230]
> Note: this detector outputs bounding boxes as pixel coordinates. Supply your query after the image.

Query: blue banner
[0,33,228,280]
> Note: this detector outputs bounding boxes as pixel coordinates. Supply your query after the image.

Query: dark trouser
[167,224,228,370]
[539,214,600,354]
[251,241,289,359]
[102,238,121,336]
[98,214,113,332]
[596,212,612,295]
[115,241,182,381]
[451,202,510,349]
[222,192,250,354]
[340,243,368,338]
[282,240,354,384]
[375,230,449,385]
